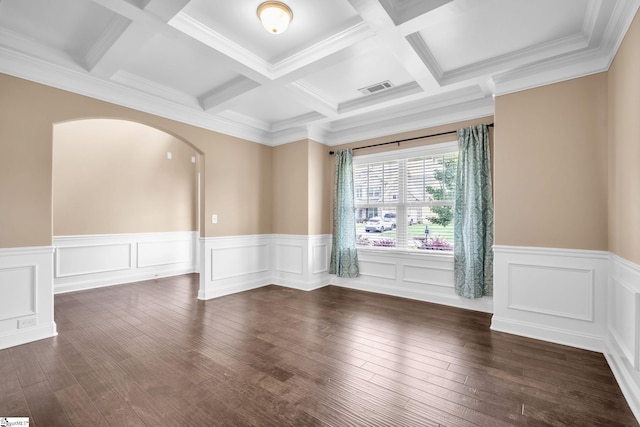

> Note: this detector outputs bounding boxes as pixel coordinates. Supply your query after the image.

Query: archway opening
[52,118,202,294]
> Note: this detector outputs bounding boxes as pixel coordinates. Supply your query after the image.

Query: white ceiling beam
[199,76,262,113]
[345,0,441,92]
[142,0,192,22]
[396,0,469,35]
[281,82,338,118]
[270,19,374,79]
[379,0,454,27]
[87,20,155,77]
[87,0,188,78]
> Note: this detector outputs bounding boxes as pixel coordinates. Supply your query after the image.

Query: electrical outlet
[17,317,37,329]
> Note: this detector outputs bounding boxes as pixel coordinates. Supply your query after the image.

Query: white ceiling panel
[119,33,240,98]
[0,0,636,146]
[0,0,124,60]
[418,0,588,72]
[229,85,317,124]
[298,48,416,105]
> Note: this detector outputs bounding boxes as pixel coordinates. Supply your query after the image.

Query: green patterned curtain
[330,149,360,278]
[454,125,494,298]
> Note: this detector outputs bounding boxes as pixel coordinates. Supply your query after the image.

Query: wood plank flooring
[0,274,637,426]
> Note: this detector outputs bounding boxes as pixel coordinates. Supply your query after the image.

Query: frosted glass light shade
[257,1,293,34]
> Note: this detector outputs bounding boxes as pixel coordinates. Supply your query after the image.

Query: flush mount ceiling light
[257,1,293,34]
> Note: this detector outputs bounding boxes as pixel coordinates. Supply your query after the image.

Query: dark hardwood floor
[0,274,637,426]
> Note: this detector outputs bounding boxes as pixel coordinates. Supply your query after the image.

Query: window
[354,142,458,252]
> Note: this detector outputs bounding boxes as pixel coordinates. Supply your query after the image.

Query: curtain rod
[329,123,494,155]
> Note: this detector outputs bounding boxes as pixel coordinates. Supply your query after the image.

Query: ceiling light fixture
[257,1,293,34]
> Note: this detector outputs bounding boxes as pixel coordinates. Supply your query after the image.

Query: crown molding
[491,47,608,97]
[267,127,314,147]
[324,96,494,146]
[271,112,326,133]
[217,111,271,133]
[111,70,199,107]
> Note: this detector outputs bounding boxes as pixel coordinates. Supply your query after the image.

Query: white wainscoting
[198,234,332,300]
[492,245,609,352]
[332,249,493,313]
[0,246,57,350]
[199,234,271,300]
[273,234,331,291]
[605,254,640,422]
[54,232,198,294]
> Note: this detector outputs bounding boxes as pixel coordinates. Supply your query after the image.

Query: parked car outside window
[365,217,387,232]
[383,213,397,229]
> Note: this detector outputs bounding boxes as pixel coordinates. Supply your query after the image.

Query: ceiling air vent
[359,80,393,95]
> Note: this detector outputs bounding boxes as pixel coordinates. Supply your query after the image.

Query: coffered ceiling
[0,0,637,145]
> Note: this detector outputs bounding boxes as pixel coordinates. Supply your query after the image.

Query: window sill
[356,246,454,259]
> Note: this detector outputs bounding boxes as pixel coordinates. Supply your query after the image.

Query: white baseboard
[55,266,197,294]
[606,254,640,422]
[54,232,198,294]
[0,322,58,351]
[491,315,605,351]
[0,246,57,350]
[333,248,493,313]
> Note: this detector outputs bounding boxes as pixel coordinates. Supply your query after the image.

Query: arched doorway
[52,118,202,293]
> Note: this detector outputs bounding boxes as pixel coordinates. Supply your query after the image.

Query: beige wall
[53,119,198,235]
[308,139,332,235]
[0,73,272,248]
[272,140,309,235]
[608,11,640,264]
[271,139,332,235]
[494,73,608,250]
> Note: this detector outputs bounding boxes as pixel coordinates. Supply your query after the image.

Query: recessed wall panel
[56,244,131,277]
[210,244,269,280]
[137,239,192,268]
[508,263,593,321]
[276,244,304,275]
[0,266,36,320]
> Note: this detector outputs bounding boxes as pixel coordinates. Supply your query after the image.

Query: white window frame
[353,140,458,253]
